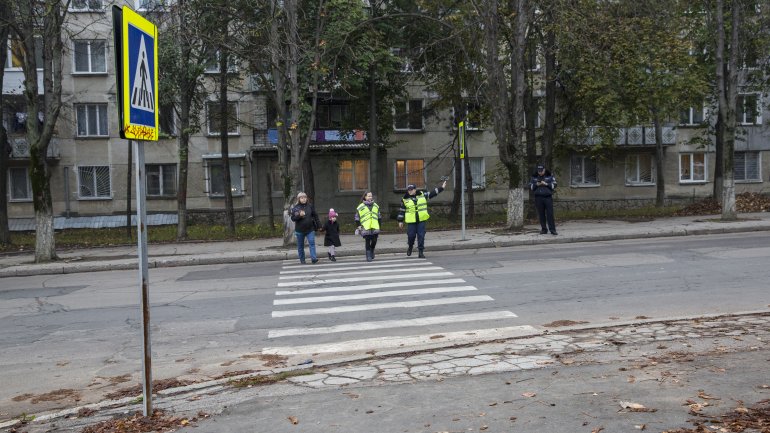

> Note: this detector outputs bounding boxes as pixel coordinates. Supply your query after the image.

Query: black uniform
[529,168,557,235]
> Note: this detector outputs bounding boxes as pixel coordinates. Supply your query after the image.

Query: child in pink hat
[323,208,341,261]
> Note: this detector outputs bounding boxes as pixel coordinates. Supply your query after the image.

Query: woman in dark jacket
[290,192,321,264]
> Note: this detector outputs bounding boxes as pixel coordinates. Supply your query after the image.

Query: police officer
[397,180,446,258]
[529,165,557,235]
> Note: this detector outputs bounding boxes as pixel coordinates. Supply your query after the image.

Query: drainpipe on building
[63,166,70,218]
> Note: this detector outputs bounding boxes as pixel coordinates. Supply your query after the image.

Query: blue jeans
[295,230,317,262]
[406,221,427,251]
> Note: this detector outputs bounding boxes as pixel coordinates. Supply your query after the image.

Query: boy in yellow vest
[397,180,446,258]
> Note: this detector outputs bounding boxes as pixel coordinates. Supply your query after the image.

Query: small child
[323,208,341,261]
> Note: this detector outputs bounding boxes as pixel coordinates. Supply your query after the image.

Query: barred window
[78,166,111,198]
[734,151,760,181]
[570,155,599,186]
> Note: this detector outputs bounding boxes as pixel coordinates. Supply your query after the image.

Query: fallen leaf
[698,391,719,400]
[627,375,636,383]
[480,426,488,431]
[488,402,497,407]
[180,419,189,426]
[522,392,537,398]
[509,416,517,421]
[634,424,646,430]
[343,392,359,399]
[619,401,657,412]
[287,416,299,425]
[591,427,605,433]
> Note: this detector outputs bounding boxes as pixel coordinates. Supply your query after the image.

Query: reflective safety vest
[357,202,380,230]
[403,192,429,223]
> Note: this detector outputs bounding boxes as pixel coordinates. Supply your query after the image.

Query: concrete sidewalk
[2,212,770,277]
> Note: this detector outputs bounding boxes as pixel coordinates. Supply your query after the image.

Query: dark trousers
[406,221,427,250]
[364,234,378,251]
[535,195,556,232]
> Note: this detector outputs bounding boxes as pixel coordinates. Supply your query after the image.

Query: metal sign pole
[459,121,466,241]
[133,139,153,416]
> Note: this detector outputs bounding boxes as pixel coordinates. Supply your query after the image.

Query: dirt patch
[240,353,288,367]
[106,374,132,385]
[80,409,208,433]
[13,389,81,404]
[543,320,589,327]
[104,378,198,400]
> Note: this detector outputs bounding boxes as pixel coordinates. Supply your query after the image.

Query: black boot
[418,249,425,258]
[330,255,336,262]
[370,249,375,260]
[366,249,373,262]
[407,245,413,256]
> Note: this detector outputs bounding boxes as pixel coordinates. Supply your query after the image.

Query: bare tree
[4,0,68,261]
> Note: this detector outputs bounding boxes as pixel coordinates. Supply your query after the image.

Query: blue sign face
[127,23,156,127]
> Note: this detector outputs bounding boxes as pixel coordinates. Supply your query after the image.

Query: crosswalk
[262,254,537,356]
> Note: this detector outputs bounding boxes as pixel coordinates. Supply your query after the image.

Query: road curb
[2,225,770,277]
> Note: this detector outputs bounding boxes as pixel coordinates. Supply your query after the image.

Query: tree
[157,0,212,240]
[474,0,533,230]
[3,0,67,262]
[0,6,11,245]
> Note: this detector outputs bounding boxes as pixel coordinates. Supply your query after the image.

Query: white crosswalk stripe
[265,256,524,355]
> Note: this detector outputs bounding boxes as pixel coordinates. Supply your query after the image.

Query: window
[76,104,108,137]
[455,102,485,130]
[680,104,704,125]
[625,154,655,185]
[316,104,349,129]
[394,99,423,130]
[737,94,761,125]
[734,151,760,182]
[78,166,111,199]
[338,159,369,191]
[8,167,32,201]
[73,40,106,73]
[70,0,103,11]
[207,102,239,135]
[159,103,175,136]
[203,50,238,73]
[146,164,176,197]
[455,157,486,190]
[570,155,599,186]
[206,158,244,196]
[394,159,425,190]
[679,153,707,182]
[5,37,43,69]
[136,0,166,10]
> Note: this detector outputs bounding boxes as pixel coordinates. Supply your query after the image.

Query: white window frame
[734,151,761,182]
[393,159,426,190]
[204,156,245,197]
[136,0,169,10]
[570,155,600,187]
[625,154,656,186]
[77,165,112,199]
[737,93,762,125]
[679,153,708,183]
[454,157,486,191]
[72,40,107,74]
[203,50,239,74]
[75,103,109,137]
[70,0,103,12]
[206,101,240,136]
[8,167,32,201]
[680,104,705,126]
[146,163,177,197]
[394,99,423,131]
[338,159,370,192]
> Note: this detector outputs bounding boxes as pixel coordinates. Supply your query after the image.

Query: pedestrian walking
[290,192,321,264]
[397,179,447,258]
[323,208,341,262]
[529,164,557,235]
[355,192,381,262]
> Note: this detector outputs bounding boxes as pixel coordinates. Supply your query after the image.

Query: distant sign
[113,6,158,141]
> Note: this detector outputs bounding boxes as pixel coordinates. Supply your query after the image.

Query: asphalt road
[1,232,769,419]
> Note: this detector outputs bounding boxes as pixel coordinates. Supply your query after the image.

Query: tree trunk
[219,41,236,232]
[266,168,275,229]
[542,23,556,169]
[303,158,315,202]
[0,11,9,245]
[653,114,666,207]
[368,66,379,201]
[177,107,190,240]
[464,156,475,220]
[716,0,739,220]
[713,113,724,200]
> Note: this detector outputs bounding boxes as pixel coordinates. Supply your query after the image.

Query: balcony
[582,126,677,146]
[253,129,369,150]
[9,136,61,160]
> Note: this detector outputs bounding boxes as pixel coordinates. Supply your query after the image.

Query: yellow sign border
[121,7,159,141]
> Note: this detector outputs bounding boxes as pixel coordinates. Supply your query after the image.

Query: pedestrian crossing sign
[113,6,158,141]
